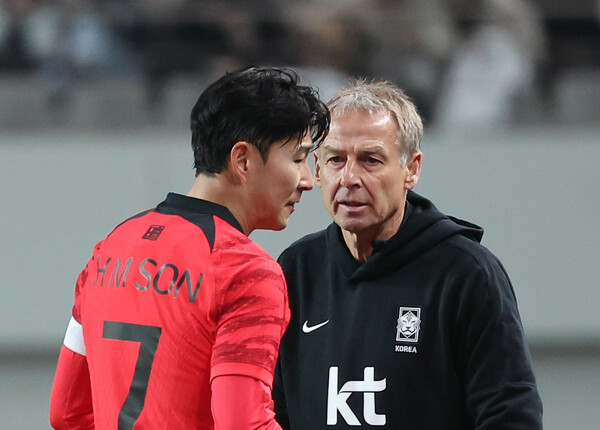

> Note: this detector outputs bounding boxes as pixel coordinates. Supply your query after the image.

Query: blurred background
[1,0,599,428]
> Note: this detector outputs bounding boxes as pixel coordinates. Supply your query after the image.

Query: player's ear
[314,152,322,187]
[405,152,422,190]
[229,141,254,182]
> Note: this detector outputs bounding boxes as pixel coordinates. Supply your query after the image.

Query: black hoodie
[274,191,542,429]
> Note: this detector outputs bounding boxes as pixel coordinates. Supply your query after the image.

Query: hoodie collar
[326,191,484,281]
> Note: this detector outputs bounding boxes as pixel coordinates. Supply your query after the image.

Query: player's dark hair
[190,65,330,176]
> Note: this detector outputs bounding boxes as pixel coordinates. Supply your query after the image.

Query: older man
[273,80,542,429]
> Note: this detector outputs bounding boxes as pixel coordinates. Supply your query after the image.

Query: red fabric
[49,345,94,430]
[211,375,282,430]
[66,207,289,429]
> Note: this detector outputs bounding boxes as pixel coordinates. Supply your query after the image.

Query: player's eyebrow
[296,141,313,156]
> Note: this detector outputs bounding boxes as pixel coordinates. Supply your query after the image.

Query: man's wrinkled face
[315,110,420,241]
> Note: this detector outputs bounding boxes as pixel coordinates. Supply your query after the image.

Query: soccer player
[49,65,330,430]
[273,80,543,429]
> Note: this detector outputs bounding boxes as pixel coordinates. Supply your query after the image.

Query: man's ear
[313,152,321,187]
[405,152,422,190]
[229,141,254,182]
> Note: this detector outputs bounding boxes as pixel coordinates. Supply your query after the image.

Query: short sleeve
[211,260,290,388]
[72,241,103,323]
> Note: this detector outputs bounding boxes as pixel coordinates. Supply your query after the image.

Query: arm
[458,259,543,429]
[212,375,282,430]
[272,361,290,430]
[211,259,290,429]
[49,318,94,430]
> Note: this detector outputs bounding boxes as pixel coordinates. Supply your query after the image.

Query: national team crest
[142,225,165,240]
[396,307,421,343]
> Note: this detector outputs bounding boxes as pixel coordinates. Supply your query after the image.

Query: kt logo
[327,367,386,426]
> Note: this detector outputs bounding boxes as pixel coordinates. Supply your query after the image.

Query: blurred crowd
[1,0,599,130]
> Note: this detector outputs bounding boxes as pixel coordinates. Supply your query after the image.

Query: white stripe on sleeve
[63,316,86,356]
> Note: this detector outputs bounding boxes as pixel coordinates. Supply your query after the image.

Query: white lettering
[327,367,386,426]
[395,345,418,353]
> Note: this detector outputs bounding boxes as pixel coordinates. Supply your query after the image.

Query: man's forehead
[331,109,394,125]
[328,112,395,137]
[290,134,313,152]
[278,132,312,149]
[300,134,313,146]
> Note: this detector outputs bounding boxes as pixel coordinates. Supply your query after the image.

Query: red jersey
[68,193,289,429]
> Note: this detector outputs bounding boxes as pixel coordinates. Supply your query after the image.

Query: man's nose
[299,160,314,191]
[340,160,360,188]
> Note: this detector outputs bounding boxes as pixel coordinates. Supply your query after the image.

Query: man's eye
[294,154,308,163]
[328,156,343,163]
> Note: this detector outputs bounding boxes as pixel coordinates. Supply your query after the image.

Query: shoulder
[288,228,328,249]
[213,219,285,281]
[440,235,517,317]
[278,228,328,263]
[444,234,508,280]
[214,217,272,256]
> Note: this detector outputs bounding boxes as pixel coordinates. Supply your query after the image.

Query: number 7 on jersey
[103,321,162,430]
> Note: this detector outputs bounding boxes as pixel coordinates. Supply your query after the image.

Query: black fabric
[274,191,542,429]
[155,192,243,250]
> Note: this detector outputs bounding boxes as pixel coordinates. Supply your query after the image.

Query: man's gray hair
[327,79,423,165]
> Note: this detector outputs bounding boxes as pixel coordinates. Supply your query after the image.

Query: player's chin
[260,216,289,232]
[274,210,294,230]
[266,222,287,232]
[256,211,290,231]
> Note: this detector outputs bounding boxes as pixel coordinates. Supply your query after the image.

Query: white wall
[1,126,599,350]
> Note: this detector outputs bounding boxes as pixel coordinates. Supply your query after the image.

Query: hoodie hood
[326,191,484,281]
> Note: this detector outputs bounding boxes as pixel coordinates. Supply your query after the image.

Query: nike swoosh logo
[302,319,330,333]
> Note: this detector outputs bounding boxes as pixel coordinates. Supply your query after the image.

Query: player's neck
[187,174,252,235]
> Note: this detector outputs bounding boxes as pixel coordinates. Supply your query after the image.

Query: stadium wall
[1,126,599,352]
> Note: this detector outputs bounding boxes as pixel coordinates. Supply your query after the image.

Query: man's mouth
[339,200,366,207]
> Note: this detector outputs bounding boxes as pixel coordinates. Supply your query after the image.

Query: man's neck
[341,230,375,263]
[340,205,407,263]
[187,174,251,235]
